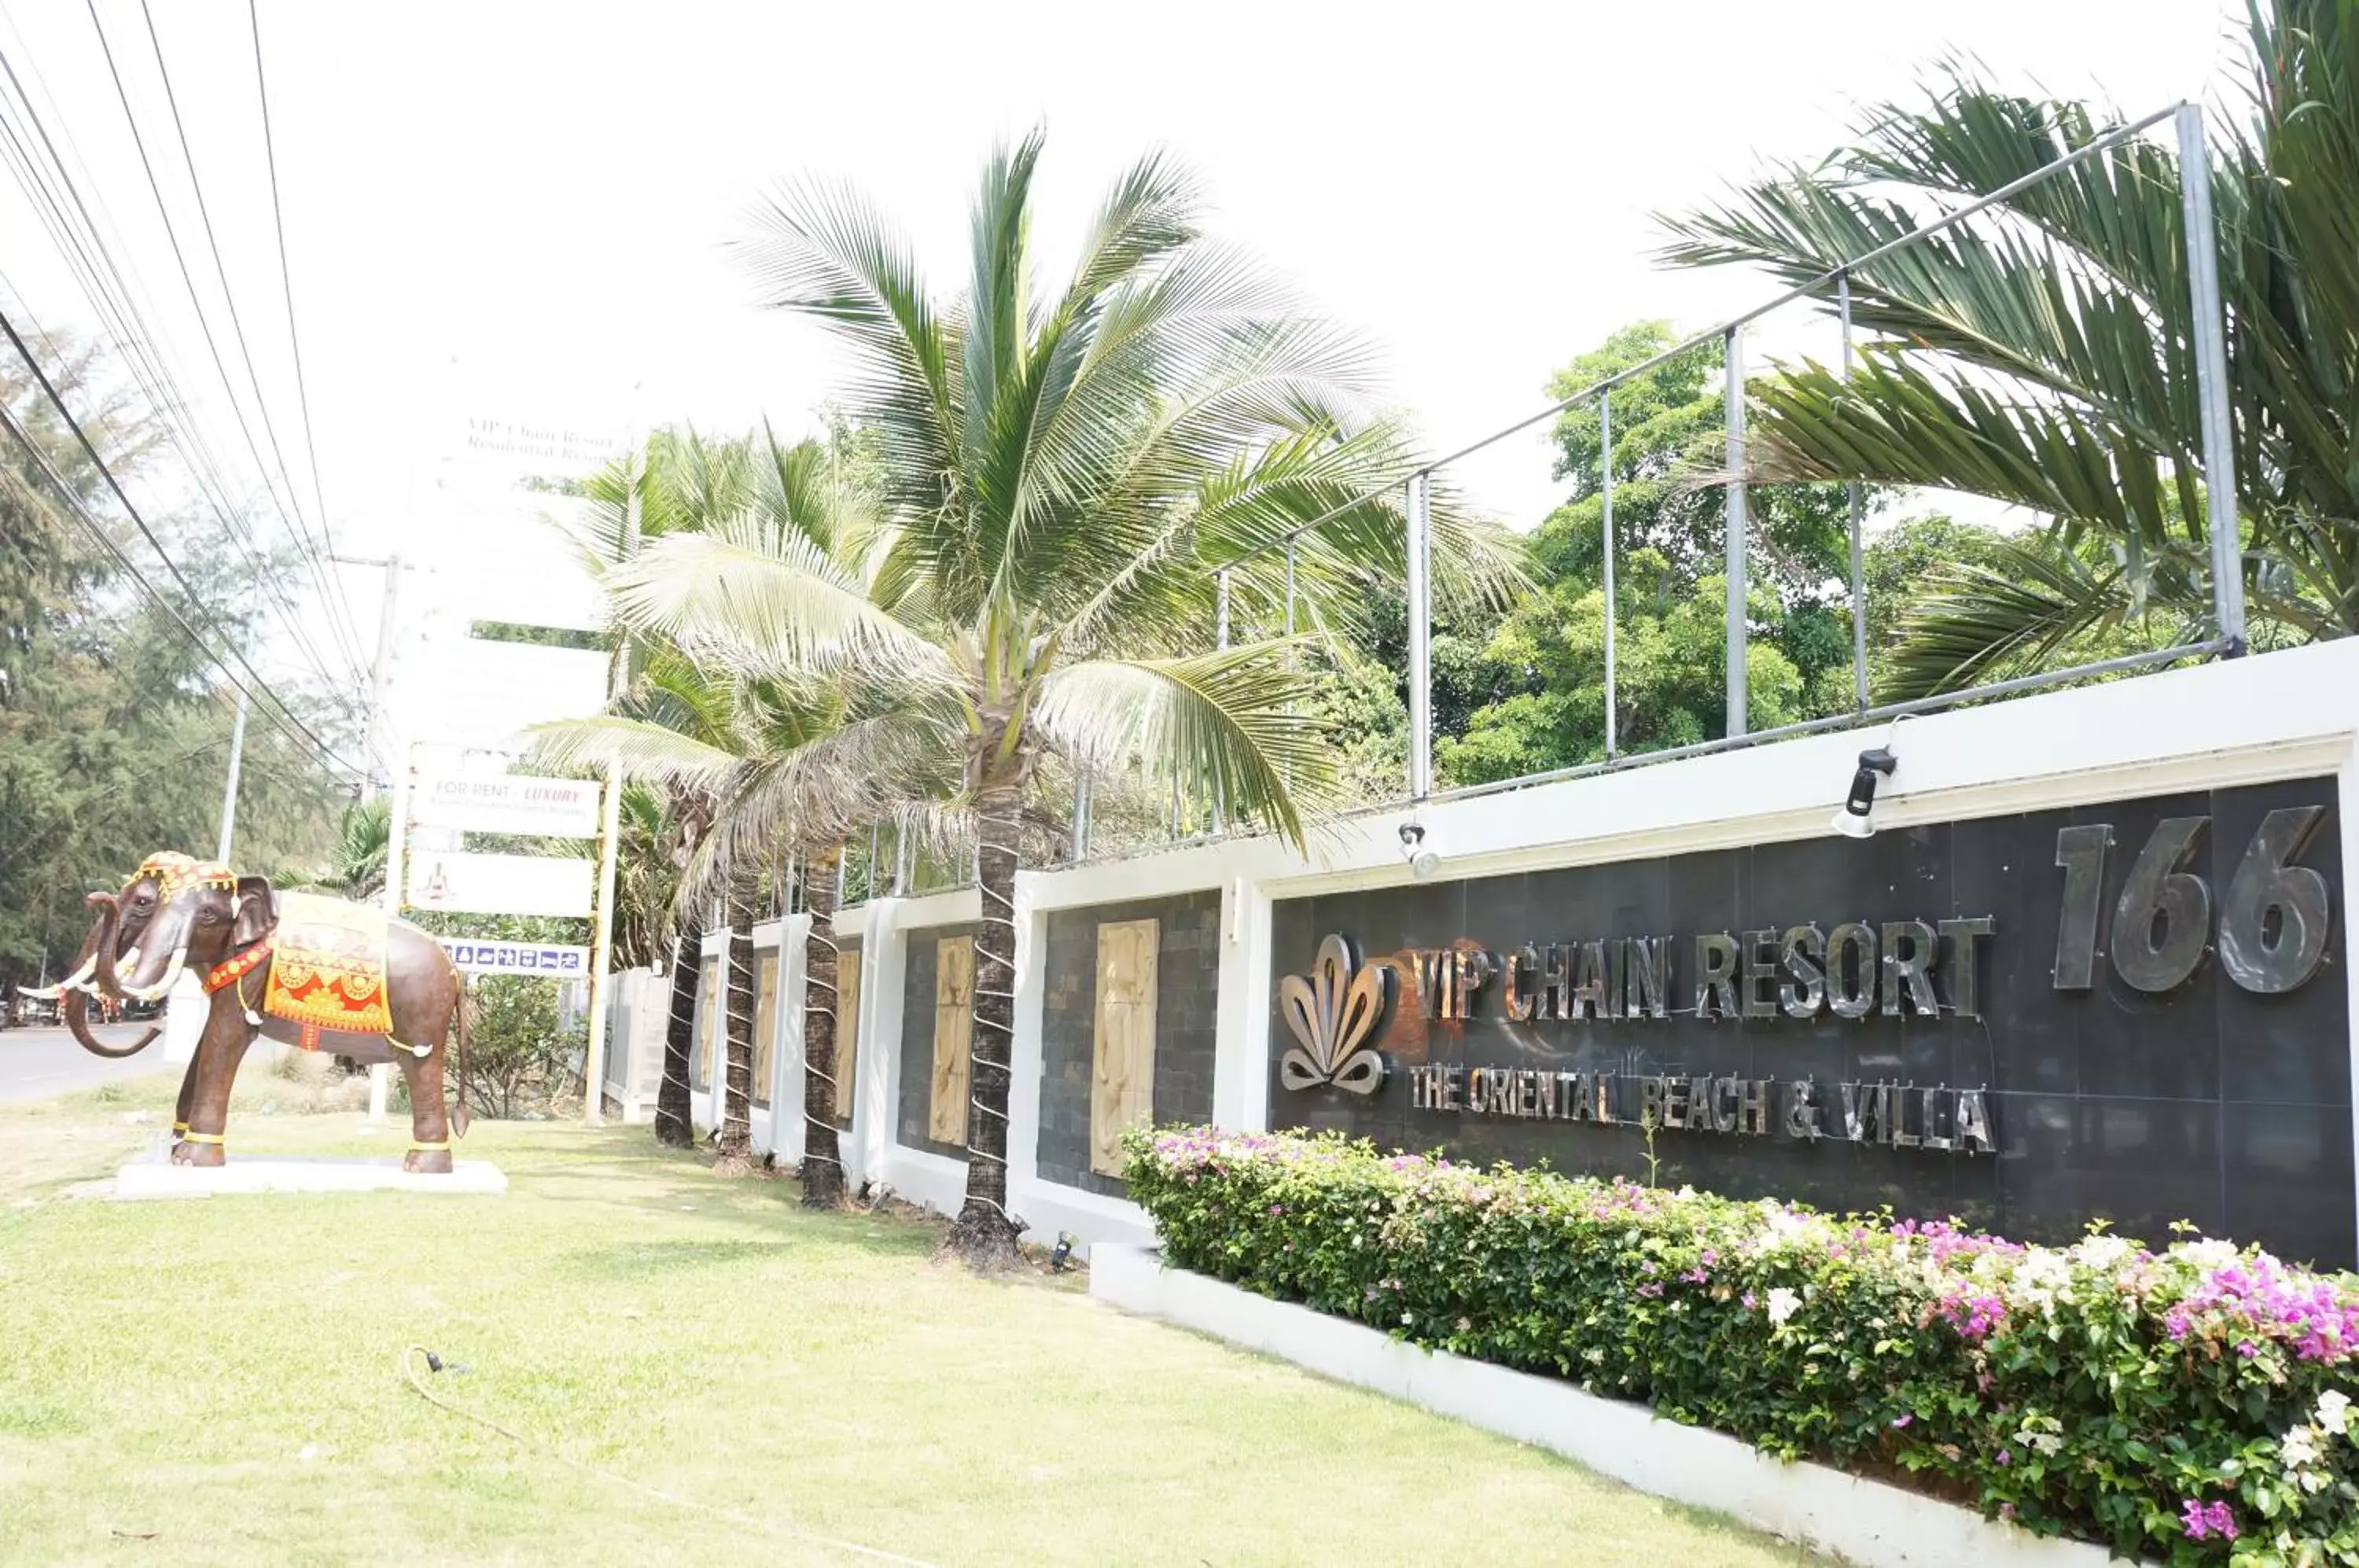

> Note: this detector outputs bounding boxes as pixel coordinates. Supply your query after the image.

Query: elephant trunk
[90,890,126,1002]
[57,902,160,1058]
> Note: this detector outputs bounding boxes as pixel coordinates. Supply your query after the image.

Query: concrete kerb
[1090,1244,2133,1568]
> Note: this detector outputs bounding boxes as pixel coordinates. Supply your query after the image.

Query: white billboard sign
[413,775,601,837]
[411,639,609,750]
[437,938,591,977]
[405,851,593,917]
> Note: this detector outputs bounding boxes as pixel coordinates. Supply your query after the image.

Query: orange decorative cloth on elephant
[261,891,392,1044]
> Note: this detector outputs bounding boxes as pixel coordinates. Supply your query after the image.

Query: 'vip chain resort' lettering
[1403,919,1996,1024]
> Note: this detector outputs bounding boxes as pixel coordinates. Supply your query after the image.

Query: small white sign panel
[437,938,591,977]
[410,639,609,751]
[405,851,593,917]
[412,775,600,837]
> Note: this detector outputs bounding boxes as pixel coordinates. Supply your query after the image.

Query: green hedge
[1124,1126,2359,1565]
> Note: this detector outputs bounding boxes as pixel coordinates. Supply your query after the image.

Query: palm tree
[558,429,749,1148]
[608,782,677,970]
[326,796,389,900]
[539,429,944,1192]
[1655,0,2358,696]
[610,134,1520,1265]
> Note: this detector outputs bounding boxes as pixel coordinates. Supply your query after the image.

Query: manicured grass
[0,1070,1815,1566]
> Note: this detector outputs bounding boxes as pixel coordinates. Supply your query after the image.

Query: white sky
[0,0,2243,727]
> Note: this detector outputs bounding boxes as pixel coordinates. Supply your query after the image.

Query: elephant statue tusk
[124,946,188,1003]
[20,952,99,1001]
[78,946,144,996]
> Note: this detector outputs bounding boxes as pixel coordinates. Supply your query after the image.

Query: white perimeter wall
[635,640,2359,1261]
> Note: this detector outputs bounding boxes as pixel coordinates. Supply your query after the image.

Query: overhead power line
[0,392,355,779]
[79,0,367,678]
[0,13,368,723]
[0,297,357,777]
[245,0,337,615]
[0,145,354,702]
[131,0,363,673]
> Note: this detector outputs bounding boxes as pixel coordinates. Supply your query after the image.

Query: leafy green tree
[615,134,1518,1266]
[0,338,344,992]
[1657,0,2359,692]
[457,974,585,1120]
[1441,323,1857,784]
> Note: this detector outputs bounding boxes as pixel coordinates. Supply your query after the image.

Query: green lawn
[0,1069,1814,1566]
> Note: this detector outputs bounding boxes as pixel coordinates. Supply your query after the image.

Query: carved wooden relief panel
[698,957,721,1089]
[929,936,973,1144]
[1091,918,1159,1175]
[834,950,862,1122]
[752,951,778,1106]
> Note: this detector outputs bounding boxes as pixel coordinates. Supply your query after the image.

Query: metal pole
[1283,541,1297,638]
[1283,540,1297,790]
[1070,771,1091,862]
[333,551,407,791]
[364,555,399,789]
[1405,472,1433,800]
[370,740,411,1123]
[583,770,622,1126]
[1599,393,1617,759]
[866,822,879,900]
[215,686,248,863]
[2177,102,2247,655]
[1724,328,1749,737]
[1838,273,1869,711]
[581,444,642,1128]
[1213,571,1230,834]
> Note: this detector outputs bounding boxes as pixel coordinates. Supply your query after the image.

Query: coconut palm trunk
[799,841,847,1209]
[713,895,756,1173]
[945,771,1024,1264]
[655,917,698,1147]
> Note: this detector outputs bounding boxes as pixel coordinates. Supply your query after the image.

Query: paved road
[0,1025,176,1104]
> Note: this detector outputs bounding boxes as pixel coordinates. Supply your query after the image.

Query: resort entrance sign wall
[1268,776,2354,1269]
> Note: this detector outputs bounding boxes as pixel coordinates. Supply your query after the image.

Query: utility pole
[215,687,249,862]
[334,550,418,1122]
[333,552,409,790]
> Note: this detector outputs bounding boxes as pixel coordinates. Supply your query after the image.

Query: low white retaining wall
[1091,1246,2129,1568]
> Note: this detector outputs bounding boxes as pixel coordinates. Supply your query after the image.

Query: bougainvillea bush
[1124,1126,2359,1565]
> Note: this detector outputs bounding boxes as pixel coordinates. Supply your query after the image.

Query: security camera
[1399,821,1441,879]
[1831,746,1898,839]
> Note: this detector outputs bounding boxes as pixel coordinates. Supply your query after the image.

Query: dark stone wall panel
[1039,891,1223,1198]
[898,924,976,1162]
[1268,777,2354,1271]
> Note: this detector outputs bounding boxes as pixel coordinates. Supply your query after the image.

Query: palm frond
[734,174,959,525]
[603,520,940,677]
[1030,643,1336,848]
[523,713,745,793]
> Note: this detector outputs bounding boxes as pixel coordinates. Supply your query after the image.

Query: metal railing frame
[1050,100,2244,859]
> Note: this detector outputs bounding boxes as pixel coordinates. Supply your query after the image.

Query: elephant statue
[39,854,472,1172]
[26,852,193,1127]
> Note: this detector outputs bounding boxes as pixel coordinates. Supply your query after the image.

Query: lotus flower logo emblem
[1279,934,1393,1095]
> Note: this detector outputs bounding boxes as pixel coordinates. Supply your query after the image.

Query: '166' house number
[2052,808,2331,995]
